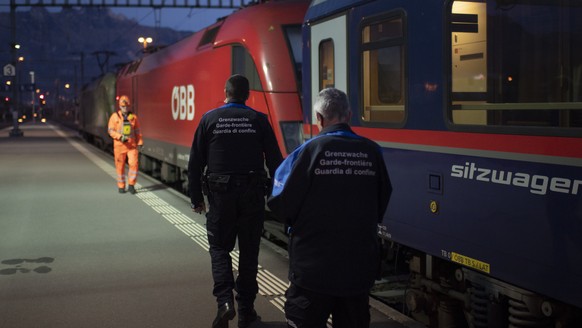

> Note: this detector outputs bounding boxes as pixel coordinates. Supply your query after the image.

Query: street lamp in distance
[138,37,153,49]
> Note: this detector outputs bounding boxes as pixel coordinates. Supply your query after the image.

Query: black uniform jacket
[268,123,391,296]
[188,102,282,205]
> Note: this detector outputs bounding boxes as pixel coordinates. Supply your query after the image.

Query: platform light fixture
[138,37,153,49]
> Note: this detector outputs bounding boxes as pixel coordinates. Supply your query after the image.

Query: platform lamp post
[138,37,153,50]
[8,45,22,137]
[8,0,22,137]
[30,71,35,123]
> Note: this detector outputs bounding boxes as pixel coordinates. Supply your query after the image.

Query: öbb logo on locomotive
[171,84,195,121]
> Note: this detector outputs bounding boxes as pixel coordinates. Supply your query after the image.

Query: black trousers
[284,283,371,328]
[206,180,265,312]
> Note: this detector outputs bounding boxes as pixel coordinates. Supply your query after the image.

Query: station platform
[0,123,423,328]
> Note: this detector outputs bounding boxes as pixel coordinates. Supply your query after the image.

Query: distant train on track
[301,0,581,327]
[79,0,581,326]
[79,72,117,151]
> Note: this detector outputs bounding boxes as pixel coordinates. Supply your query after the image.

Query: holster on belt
[201,175,210,195]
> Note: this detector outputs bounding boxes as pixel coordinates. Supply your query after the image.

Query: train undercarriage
[376,243,582,328]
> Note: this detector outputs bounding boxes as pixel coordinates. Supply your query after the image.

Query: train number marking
[441,250,451,259]
[450,251,490,274]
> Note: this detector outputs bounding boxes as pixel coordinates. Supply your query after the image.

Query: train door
[308,14,348,127]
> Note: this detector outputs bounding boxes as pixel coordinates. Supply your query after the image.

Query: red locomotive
[115,0,308,190]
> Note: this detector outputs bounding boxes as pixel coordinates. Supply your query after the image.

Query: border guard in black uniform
[188,74,283,328]
[268,88,391,328]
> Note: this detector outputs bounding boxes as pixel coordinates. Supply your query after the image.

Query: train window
[232,45,263,91]
[319,39,334,90]
[199,26,221,47]
[450,0,582,131]
[283,25,303,92]
[361,16,405,123]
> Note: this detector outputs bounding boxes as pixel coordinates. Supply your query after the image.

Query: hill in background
[0,6,193,98]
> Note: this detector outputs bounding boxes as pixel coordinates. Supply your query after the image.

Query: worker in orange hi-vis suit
[108,95,143,194]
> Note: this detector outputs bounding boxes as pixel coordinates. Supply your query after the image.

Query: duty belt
[202,171,268,194]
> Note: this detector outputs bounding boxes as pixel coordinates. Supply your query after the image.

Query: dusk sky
[0,4,236,33]
[109,7,235,32]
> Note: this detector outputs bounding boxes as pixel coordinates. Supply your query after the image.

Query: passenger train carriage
[115,0,309,188]
[303,0,582,326]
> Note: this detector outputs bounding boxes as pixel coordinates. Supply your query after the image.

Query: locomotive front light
[280,121,303,154]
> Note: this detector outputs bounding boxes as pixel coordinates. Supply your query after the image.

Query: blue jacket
[268,123,391,296]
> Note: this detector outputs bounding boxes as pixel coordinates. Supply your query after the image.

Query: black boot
[212,303,235,328]
[128,185,136,194]
[238,309,258,328]
[118,188,126,194]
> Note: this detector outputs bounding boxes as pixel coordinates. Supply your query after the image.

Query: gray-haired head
[314,88,351,122]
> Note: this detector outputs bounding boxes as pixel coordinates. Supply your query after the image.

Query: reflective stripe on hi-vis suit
[114,147,139,188]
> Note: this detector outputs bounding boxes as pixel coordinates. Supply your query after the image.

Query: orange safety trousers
[114,145,139,188]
